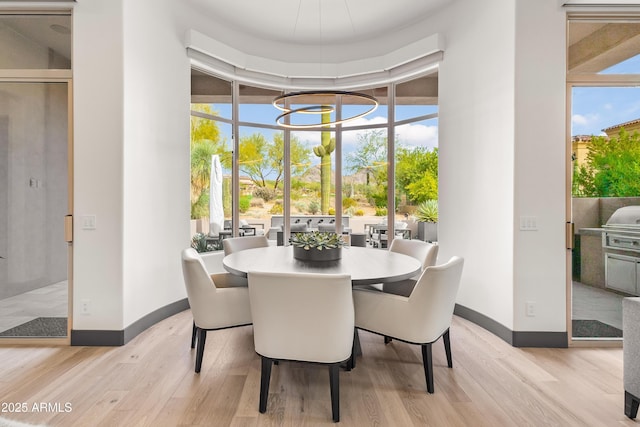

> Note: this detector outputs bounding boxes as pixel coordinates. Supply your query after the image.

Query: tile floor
[0,281,67,333]
[572,280,625,331]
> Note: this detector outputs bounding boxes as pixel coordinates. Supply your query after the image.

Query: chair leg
[626,391,640,419]
[421,343,434,393]
[346,329,358,371]
[191,321,197,349]
[329,364,340,422]
[195,328,207,373]
[384,336,392,344]
[354,328,362,357]
[443,329,453,368]
[259,357,273,414]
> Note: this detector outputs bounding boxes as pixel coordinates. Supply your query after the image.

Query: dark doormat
[572,319,622,338]
[0,317,67,337]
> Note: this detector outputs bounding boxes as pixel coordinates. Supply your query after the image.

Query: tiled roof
[602,118,640,132]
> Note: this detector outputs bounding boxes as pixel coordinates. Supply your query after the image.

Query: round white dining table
[222,246,422,286]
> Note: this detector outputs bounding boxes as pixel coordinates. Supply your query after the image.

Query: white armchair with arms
[353,256,464,393]
[357,239,438,295]
[247,271,355,422]
[387,238,438,270]
[181,248,252,373]
[381,239,439,297]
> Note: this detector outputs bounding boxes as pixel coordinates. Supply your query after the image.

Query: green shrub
[250,198,264,208]
[355,209,364,216]
[375,207,387,216]
[342,197,357,209]
[304,181,321,193]
[239,195,251,213]
[253,186,277,202]
[308,200,320,214]
[190,192,209,220]
[293,201,307,213]
[191,233,221,252]
[370,192,387,208]
[269,200,284,214]
[291,179,306,191]
[328,207,336,215]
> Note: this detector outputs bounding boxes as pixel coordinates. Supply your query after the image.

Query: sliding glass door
[0,81,70,338]
[567,16,640,341]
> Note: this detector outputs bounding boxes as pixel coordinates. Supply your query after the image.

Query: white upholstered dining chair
[181,248,252,373]
[381,239,439,297]
[358,239,438,295]
[222,235,269,256]
[247,270,355,422]
[353,256,464,393]
[389,238,438,270]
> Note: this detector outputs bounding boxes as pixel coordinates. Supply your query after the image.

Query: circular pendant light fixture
[273,90,378,129]
[272,1,379,129]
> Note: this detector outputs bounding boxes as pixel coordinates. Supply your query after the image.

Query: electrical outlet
[81,299,91,315]
[526,301,535,317]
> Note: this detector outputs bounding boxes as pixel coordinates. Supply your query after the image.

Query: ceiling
[3,3,640,78]
[0,14,71,63]
[183,0,453,47]
[568,21,640,73]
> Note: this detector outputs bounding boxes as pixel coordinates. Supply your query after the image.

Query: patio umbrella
[209,154,224,236]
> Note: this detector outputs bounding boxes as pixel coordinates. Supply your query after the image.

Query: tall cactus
[313,112,335,214]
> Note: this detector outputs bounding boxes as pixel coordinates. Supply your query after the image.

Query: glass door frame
[565,10,640,346]
[566,79,640,347]
[0,73,73,345]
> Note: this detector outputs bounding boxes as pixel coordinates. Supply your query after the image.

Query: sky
[211,102,439,161]
[572,86,640,136]
[571,54,640,137]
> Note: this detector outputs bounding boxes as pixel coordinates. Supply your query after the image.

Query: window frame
[190,69,439,248]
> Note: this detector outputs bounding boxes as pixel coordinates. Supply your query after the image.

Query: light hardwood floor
[0,310,633,427]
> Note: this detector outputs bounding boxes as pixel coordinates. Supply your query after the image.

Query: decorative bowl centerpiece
[290,231,344,262]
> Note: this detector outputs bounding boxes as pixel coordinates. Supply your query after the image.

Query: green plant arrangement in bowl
[290,231,345,261]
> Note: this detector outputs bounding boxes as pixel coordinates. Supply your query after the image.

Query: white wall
[74,0,191,331]
[437,0,518,329]
[73,0,125,329]
[513,0,567,331]
[70,0,569,337]
[121,0,191,327]
[426,0,567,333]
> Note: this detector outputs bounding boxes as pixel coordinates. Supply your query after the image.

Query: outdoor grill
[602,205,640,296]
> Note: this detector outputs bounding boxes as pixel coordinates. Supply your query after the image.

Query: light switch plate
[81,215,96,230]
[520,216,538,231]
